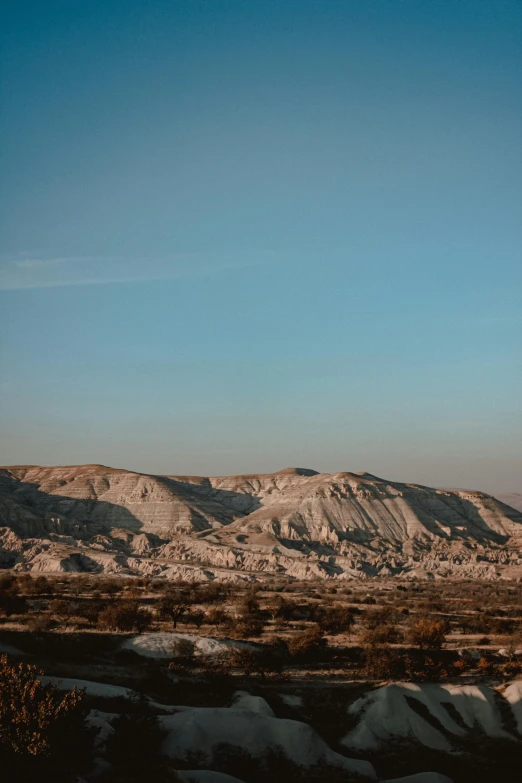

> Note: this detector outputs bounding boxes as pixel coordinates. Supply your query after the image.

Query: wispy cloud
[0,254,263,291]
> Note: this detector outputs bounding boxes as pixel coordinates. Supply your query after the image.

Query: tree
[157,596,187,628]
[17,575,50,596]
[187,610,205,629]
[407,618,447,650]
[360,607,399,631]
[363,645,405,679]
[0,575,28,617]
[103,713,169,783]
[361,624,402,645]
[266,596,297,621]
[225,644,286,677]
[314,604,356,636]
[229,616,264,639]
[235,592,261,616]
[0,655,96,782]
[287,624,326,660]
[206,608,228,629]
[50,599,75,629]
[98,601,151,632]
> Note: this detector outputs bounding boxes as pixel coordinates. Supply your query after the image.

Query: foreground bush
[102,712,173,782]
[0,654,96,782]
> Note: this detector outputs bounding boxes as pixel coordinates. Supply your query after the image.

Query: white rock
[342,682,516,753]
[160,706,376,778]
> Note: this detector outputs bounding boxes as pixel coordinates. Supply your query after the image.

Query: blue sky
[1,0,521,493]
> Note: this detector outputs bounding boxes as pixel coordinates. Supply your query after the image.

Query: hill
[0,464,521,580]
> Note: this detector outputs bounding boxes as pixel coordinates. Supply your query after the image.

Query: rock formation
[0,464,521,580]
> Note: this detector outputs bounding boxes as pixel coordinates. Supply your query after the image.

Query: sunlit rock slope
[0,464,521,580]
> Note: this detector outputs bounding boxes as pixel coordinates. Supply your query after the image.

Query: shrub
[103,712,170,783]
[169,638,197,668]
[157,596,187,628]
[477,657,495,675]
[226,642,288,677]
[0,655,96,782]
[26,614,55,633]
[287,625,326,660]
[314,604,355,635]
[403,652,449,681]
[361,624,402,645]
[229,616,264,639]
[266,596,301,621]
[363,645,406,679]
[205,608,228,628]
[407,618,447,650]
[50,599,75,627]
[195,583,228,604]
[360,607,399,630]
[0,576,28,617]
[186,610,205,628]
[235,592,261,616]
[17,575,50,596]
[98,601,152,632]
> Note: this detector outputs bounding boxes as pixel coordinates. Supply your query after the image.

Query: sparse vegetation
[0,655,96,782]
[0,573,522,782]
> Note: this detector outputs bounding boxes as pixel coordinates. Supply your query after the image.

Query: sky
[0,0,521,494]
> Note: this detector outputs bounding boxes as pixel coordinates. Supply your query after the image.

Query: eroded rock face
[342,681,522,753]
[0,464,521,580]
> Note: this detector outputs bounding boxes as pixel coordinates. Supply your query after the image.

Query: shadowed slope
[0,464,521,579]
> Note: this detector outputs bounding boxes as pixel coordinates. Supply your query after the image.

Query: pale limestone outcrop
[0,464,521,580]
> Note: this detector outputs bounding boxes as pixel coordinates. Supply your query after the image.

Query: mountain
[0,463,521,581]
[493,493,522,513]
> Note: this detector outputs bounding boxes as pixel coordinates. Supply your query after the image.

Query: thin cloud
[13,256,85,270]
[0,255,263,291]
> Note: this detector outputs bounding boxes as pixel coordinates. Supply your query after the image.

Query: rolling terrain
[0,464,521,581]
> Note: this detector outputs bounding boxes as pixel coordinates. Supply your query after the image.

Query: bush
[50,599,76,627]
[17,575,50,596]
[361,607,399,630]
[157,596,187,628]
[98,601,152,632]
[0,655,96,782]
[361,624,402,645]
[229,616,264,639]
[205,608,229,628]
[314,604,355,635]
[168,638,197,669]
[26,614,55,633]
[407,618,447,650]
[103,712,170,782]
[186,610,205,628]
[363,645,406,679]
[226,642,288,677]
[235,592,261,617]
[0,576,28,617]
[266,596,301,621]
[287,625,326,660]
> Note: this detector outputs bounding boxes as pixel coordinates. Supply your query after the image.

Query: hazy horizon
[1,1,521,495]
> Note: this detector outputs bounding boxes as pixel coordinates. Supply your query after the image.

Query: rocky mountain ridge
[0,463,521,581]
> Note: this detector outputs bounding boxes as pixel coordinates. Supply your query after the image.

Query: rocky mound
[0,464,521,580]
